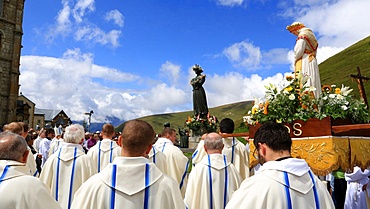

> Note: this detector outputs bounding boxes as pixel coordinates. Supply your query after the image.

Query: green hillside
[319,36,370,99]
[117,36,370,133]
[116,101,253,134]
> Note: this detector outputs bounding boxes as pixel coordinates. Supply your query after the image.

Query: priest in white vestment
[87,124,122,172]
[3,122,38,176]
[287,22,322,99]
[192,118,249,179]
[33,129,45,153]
[0,132,61,209]
[39,128,55,167]
[49,129,64,156]
[185,133,242,209]
[49,137,64,156]
[226,122,335,209]
[148,146,167,173]
[153,127,189,197]
[344,166,370,209]
[40,124,97,209]
[71,119,185,209]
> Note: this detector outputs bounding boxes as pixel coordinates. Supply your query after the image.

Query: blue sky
[19,0,370,123]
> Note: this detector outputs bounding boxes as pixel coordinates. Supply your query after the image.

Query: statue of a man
[287,22,322,99]
[190,64,209,118]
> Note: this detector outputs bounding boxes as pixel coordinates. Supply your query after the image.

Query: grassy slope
[117,36,370,133]
[116,101,253,134]
[319,36,370,99]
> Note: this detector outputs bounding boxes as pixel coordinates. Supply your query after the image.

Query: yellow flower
[252,107,258,114]
[284,86,293,92]
[335,88,341,94]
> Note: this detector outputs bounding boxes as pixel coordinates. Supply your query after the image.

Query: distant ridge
[115,100,253,134]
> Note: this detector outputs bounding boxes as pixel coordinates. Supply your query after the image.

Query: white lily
[308,86,316,92]
[341,84,353,96]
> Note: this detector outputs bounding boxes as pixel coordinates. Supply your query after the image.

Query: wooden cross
[350,67,369,109]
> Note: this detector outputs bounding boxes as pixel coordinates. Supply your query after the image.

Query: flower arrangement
[245,73,370,125]
[185,114,219,132]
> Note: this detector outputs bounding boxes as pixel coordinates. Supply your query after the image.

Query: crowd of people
[0,118,369,209]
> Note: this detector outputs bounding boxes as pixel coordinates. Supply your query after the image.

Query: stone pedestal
[188,135,201,149]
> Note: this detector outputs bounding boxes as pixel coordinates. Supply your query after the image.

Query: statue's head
[192,64,203,74]
[286,22,305,35]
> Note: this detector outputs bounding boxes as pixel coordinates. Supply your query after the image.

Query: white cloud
[56,1,72,33]
[262,48,290,65]
[216,0,244,7]
[205,72,288,107]
[160,61,181,85]
[105,10,124,28]
[75,26,121,47]
[72,0,95,23]
[19,49,140,121]
[223,41,290,70]
[223,41,262,69]
[45,0,121,47]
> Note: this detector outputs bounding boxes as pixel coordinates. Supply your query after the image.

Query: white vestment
[49,139,64,156]
[185,154,242,209]
[148,146,167,173]
[192,137,249,179]
[39,137,51,167]
[87,139,122,172]
[344,166,370,209]
[39,143,97,209]
[294,28,322,99]
[226,158,335,209]
[26,146,38,176]
[0,160,61,209]
[33,136,42,153]
[153,137,189,197]
[71,157,186,209]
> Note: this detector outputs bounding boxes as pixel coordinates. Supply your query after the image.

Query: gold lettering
[284,125,291,133]
[293,123,302,136]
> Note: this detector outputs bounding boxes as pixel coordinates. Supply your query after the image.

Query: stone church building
[0,1,72,130]
[0,0,25,126]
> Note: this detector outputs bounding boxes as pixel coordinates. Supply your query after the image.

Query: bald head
[102,124,115,139]
[121,120,155,157]
[3,122,24,136]
[204,132,224,154]
[0,132,29,162]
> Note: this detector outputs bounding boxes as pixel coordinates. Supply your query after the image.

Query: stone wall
[0,0,25,126]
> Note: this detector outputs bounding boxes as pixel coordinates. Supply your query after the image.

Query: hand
[362,184,367,191]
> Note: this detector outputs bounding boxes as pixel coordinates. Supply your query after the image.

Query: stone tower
[0,0,25,126]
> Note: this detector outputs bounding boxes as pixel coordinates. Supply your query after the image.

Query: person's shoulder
[15,175,45,186]
[78,153,95,162]
[158,173,181,187]
[76,173,105,192]
[240,172,270,186]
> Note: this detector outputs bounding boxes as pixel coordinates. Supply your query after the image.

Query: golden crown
[286,22,305,32]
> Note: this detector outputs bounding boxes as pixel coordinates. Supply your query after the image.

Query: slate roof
[35,108,63,121]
